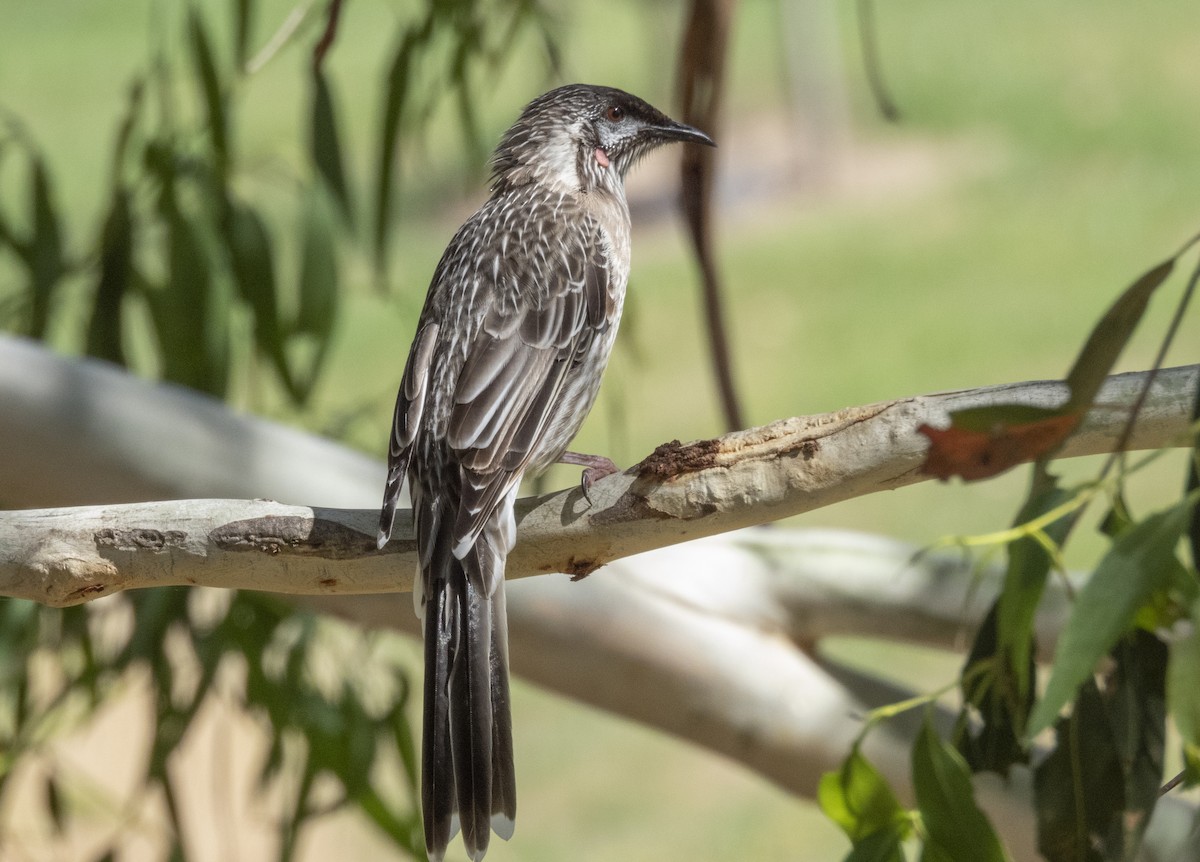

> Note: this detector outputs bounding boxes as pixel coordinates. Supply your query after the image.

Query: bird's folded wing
[378,321,440,545]
[446,218,615,555]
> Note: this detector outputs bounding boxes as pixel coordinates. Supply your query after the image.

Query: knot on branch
[27,538,120,607]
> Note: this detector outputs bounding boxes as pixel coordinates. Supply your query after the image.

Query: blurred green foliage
[0,589,423,861]
[0,0,558,408]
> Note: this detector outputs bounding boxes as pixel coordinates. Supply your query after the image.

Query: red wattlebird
[377,84,713,862]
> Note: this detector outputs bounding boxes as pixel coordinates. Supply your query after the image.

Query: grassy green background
[3,0,1199,859]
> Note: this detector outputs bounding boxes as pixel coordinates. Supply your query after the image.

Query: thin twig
[856,0,901,122]
[245,3,314,75]
[311,0,345,71]
[1160,769,1187,797]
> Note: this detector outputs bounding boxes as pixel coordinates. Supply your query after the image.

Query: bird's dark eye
[605,105,625,122]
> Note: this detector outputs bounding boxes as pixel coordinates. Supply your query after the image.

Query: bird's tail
[417,491,516,862]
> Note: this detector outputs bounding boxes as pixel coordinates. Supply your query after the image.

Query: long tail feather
[422,583,456,859]
[452,577,494,860]
[488,585,517,838]
[420,490,517,862]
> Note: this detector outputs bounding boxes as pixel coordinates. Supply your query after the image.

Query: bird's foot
[558,451,620,505]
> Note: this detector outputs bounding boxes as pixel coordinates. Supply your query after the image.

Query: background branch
[299,529,1198,862]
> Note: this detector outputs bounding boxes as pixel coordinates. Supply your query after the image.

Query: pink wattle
[595,147,610,168]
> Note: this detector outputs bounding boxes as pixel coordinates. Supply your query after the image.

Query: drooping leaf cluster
[0,590,423,861]
[824,243,1200,861]
[3,7,330,402]
[0,0,559,405]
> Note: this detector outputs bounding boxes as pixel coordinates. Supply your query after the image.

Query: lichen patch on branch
[209,516,382,559]
[95,527,188,551]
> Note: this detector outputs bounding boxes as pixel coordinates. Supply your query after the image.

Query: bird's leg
[558,451,620,503]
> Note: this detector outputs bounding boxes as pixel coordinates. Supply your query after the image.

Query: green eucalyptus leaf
[957,603,1032,775]
[374,24,422,274]
[1168,599,1200,746]
[297,188,338,337]
[223,197,303,396]
[356,784,425,856]
[233,0,255,68]
[1029,502,1191,736]
[989,485,1076,719]
[913,715,1009,862]
[391,700,421,799]
[85,189,134,365]
[225,199,278,325]
[338,690,377,797]
[188,8,228,169]
[310,68,354,226]
[149,207,229,396]
[45,769,65,832]
[1106,631,1166,857]
[281,186,339,402]
[1034,679,1123,862]
[27,157,66,338]
[1063,258,1174,412]
[819,746,907,843]
[1186,372,1199,570]
[846,829,905,862]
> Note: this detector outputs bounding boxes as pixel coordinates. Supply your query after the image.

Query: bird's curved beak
[653,119,716,147]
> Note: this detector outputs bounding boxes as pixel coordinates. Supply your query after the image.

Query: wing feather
[378,322,440,547]
[450,340,551,454]
[447,221,615,554]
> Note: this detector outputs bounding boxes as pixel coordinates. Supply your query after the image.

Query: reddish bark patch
[919,412,1081,481]
[565,556,602,581]
[636,437,723,479]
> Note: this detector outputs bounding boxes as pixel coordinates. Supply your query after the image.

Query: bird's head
[490,84,714,194]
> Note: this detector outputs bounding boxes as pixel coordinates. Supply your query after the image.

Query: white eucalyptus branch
[0,348,1194,606]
